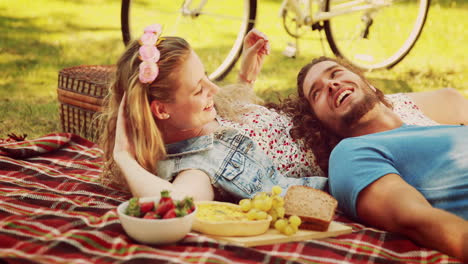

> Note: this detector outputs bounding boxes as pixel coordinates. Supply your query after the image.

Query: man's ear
[368,82,377,92]
[150,100,170,120]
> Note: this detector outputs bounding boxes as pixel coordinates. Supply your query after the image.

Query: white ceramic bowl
[117,196,197,244]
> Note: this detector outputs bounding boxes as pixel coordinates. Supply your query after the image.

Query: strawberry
[178,197,195,214]
[139,201,154,214]
[163,208,186,219]
[184,197,195,214]
[163,208,177,219]
[125,197,141,217]
[143,211,159,219]
[154,190,176,215]
[177,208,187,217]
[159,190,172,203]
[155,199,175,216]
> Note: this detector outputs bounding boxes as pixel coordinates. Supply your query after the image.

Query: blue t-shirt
[329,124,468,220]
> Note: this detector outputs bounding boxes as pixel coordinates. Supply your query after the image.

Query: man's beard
[342,90,380,127]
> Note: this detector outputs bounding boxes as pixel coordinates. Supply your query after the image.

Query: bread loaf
[284,185,338,231]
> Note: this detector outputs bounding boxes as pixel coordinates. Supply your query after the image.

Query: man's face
[302,60,380,134]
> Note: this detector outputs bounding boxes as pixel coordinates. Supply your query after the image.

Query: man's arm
[356,173,468,262]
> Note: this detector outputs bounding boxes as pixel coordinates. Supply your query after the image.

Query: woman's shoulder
[386,93,439,126]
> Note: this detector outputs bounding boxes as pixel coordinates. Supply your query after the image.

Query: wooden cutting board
[196,221,352,247]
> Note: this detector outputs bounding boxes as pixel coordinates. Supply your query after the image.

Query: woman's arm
[406,88,468,125]
[113,152,214,200]
[238,29,270,85]
[113,94,214,200]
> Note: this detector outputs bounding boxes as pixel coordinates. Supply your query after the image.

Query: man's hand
[239,29,270,84]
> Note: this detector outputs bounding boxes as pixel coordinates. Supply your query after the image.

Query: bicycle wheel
[121,0,256,81]
[323,0,430,70]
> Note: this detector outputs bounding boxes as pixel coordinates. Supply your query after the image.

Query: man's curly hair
[280,56,392,174]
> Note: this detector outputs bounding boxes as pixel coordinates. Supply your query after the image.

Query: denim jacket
[157,127,327,200]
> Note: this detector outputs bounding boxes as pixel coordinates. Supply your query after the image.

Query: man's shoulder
[330,135,383,160]
[334,136,370,150]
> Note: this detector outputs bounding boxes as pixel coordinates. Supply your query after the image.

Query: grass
[0,0,467,139]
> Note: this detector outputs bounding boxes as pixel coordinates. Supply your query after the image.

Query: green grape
[257,210,268,220]
[247,209,258,220]
[272,195,284,208]
[274,219,288,232]
[289,215,302,227]
[239,199,252,212]
[271,185,282,195]
[269,209,278,220]
[268,206,278,227]
[283,224,295,236]
[291,225,299,233]
[261,196,273,211]
[275,207,285,218]
[253,199,264,211]
[254,192,267,201]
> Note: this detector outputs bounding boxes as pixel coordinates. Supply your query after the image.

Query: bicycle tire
[323,0,430,70]
[121,0,131,45]
[120,0,257,81]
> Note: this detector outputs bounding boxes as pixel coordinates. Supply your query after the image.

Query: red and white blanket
[0,133,462,264]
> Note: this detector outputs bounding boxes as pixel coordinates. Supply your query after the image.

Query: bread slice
[284,185,338,232]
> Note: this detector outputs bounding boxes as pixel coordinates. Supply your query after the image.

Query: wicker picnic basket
[57,65,115,141]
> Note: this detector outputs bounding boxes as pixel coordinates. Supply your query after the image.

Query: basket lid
[59,65,115,85]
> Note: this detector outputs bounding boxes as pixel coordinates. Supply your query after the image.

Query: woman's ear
[150,100,170,120]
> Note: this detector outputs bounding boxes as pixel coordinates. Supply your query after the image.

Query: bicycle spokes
[324,0,430,69]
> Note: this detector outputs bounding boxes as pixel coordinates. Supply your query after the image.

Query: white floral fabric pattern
[387,93,439,126]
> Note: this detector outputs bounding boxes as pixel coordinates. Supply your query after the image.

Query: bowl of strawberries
[117,190,197,244]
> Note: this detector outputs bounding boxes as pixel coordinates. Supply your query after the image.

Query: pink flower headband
[138,24,164,84]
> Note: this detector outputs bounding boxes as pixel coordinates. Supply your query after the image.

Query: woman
[100,24,327,201]
[100,23,460,201]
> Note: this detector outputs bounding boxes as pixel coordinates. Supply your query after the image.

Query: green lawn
[0,0,467,139]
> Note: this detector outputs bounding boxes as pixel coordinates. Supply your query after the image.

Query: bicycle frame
[280,0,392,26]
[181,0,207,17]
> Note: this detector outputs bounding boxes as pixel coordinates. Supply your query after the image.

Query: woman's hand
[239,29,270,84]
[113,93,135,160]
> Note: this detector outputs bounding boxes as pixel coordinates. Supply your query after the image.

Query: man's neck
[345,103,403,138]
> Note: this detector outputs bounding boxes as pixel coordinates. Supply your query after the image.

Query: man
[289,56,468,262]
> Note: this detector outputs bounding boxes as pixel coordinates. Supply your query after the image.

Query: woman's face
[161,50,219,132]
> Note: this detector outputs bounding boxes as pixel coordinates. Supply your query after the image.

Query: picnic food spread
[284,185,338,231]
[123,186,338,240]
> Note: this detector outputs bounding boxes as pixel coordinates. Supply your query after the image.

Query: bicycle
[121,0,429,81]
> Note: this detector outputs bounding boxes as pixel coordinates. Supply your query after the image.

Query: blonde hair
[99,37,191,190]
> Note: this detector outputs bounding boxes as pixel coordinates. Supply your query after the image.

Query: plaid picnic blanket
[0,133,463,264]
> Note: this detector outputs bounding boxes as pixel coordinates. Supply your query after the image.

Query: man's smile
[334,88,354,108]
